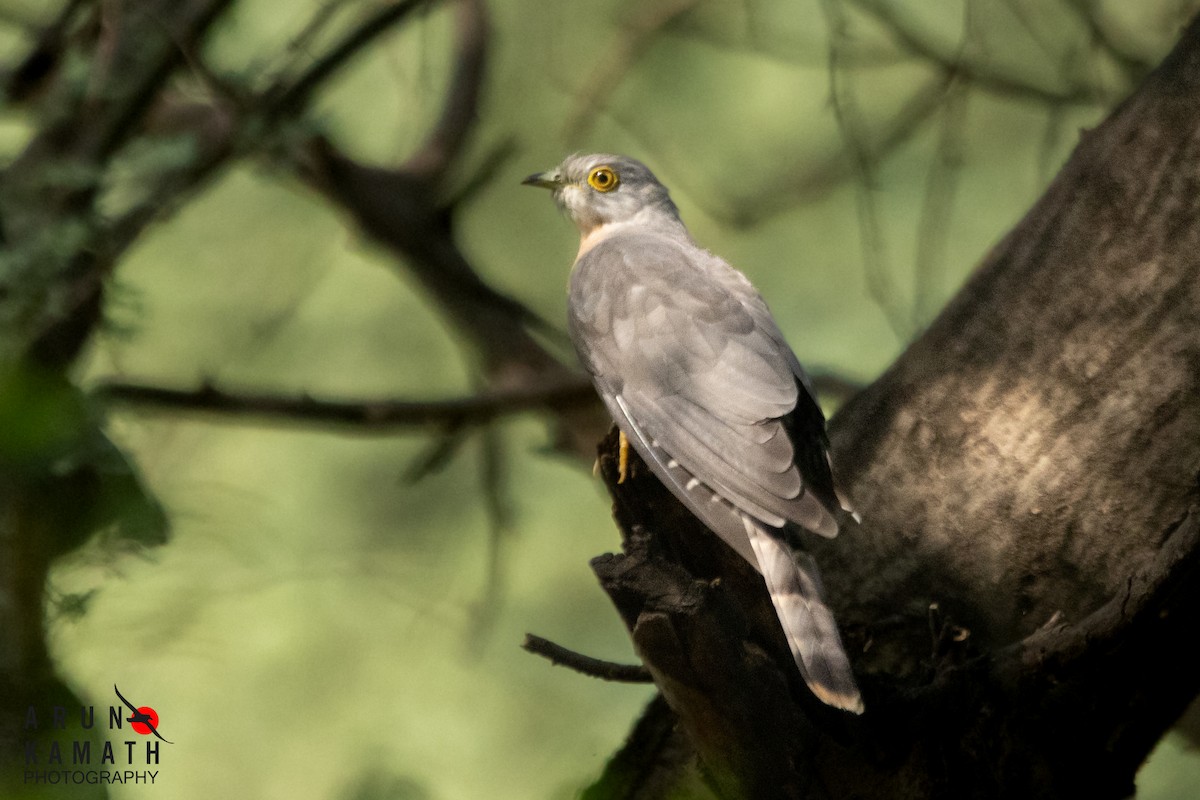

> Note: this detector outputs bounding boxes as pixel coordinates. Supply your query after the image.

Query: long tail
[744,517,864,714]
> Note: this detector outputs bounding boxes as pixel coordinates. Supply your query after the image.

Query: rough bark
[589,14,1200,800]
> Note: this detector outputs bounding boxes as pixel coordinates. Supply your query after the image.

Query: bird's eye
[587,166,619,192]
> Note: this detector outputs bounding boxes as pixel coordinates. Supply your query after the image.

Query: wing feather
[570,233,839,539]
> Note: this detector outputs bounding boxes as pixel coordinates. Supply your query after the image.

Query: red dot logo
[114,684,173,743]
[130,707,159,735]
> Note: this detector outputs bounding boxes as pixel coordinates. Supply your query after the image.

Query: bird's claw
[618,430,629,484]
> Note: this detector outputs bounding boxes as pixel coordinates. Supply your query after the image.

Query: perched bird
[524,153,863,714]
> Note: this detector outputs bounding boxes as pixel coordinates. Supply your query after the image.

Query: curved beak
[522,170,561,190]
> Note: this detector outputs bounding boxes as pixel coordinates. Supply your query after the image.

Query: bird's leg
[618,429,630,484]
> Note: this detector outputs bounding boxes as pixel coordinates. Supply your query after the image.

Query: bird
[523,153,863,714]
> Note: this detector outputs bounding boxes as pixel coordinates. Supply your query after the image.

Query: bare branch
[265,0,437,119]
[87,0,236,163]
[674,24,909,69]
[465,424,515,650]
[402,424,472,482]
[1036,103,1068,186]
[850,0,1113,105]
[714,69,952,227]
[275,0,357,77]
[296,136,567,377]
[912,75,969,329]
[522,634,653,683]
[2,0,89,102]
[402,0,488,180]
[561,0,700,142]
[1061,0,1155,80]
[439,136,518,209]
[93,377,598,431]
[820,0,911,340]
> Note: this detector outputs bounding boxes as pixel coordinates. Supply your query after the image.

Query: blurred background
[1,0,1198,797]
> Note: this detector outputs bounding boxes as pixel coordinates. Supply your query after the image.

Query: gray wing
[568,233,841,557]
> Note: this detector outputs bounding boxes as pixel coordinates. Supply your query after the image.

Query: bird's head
[523,153,681,234]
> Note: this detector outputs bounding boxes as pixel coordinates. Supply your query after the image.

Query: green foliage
[0,361,89,470]
[0,359,167,559]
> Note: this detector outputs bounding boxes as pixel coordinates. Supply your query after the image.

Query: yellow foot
[618,430,629,484]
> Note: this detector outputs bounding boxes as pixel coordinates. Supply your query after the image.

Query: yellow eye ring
[587,166,619,192]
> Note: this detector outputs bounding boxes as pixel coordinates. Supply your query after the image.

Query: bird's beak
[522,170,561,190]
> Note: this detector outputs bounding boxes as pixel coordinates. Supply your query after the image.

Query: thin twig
[1036,104,1068,187]
[522,633,653,683]
[466,424,514,649]
[677,24,909,69]
[715,70,952,227]
[560,0,700,141]
[402,423,471,482]
[850,0,1109,106]
[88,0,236,163]
[1061,0,1153,81]
[266,0,436,119]
[277,0,356,74]
[107,0,444,261]
[998,0,1069,65]
[820,0,911,340]
[439,136,518,210]
[912,46,970,331]
[403,0,487,179]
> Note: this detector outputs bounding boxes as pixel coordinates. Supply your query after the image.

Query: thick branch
[94,378,598,431]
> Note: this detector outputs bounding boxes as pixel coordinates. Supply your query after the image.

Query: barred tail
[744,517,864,714]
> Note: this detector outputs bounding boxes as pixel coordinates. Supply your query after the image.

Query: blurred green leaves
[0,362,88,470]
[0,360,166,552]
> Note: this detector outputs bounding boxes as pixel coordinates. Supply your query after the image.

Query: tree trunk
[590,13,1200,800]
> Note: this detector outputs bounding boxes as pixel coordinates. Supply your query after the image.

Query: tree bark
[589,13,1200,800]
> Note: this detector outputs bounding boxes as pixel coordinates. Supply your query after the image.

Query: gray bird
[524,153,863,714]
